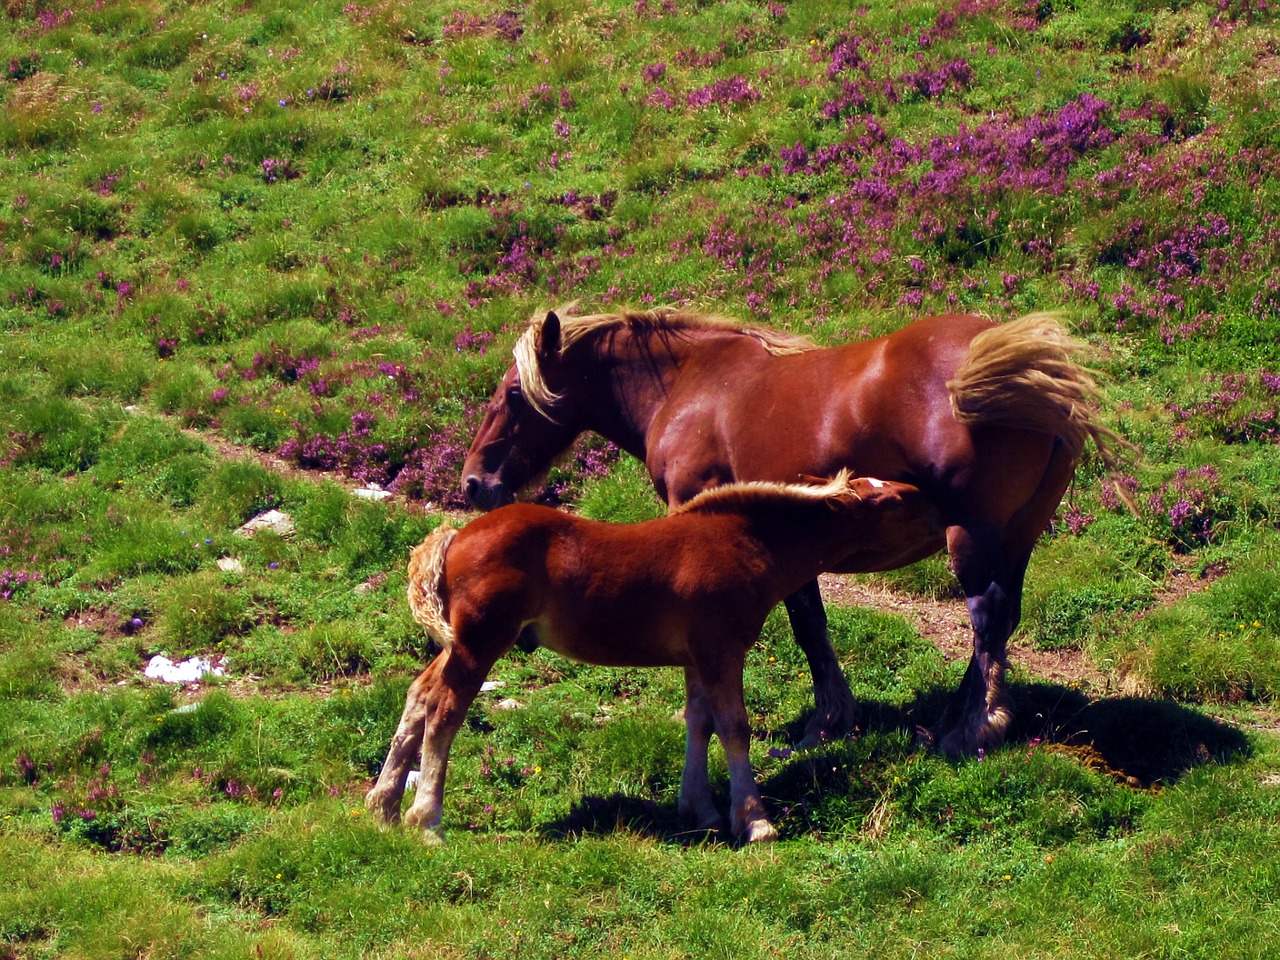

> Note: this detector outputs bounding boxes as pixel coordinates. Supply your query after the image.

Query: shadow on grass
[1005,681,1252,787]
[539,793,727,847]
[903,679,1252,788]
[540,682,1250,844]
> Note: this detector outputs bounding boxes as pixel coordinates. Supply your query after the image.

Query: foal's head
[462,311,583,511]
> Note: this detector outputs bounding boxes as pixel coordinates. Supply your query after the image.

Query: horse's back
[654,314,1005,506]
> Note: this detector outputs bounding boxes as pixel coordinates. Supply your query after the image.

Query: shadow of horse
[539,683,1250,844]
[901,679,1250,787]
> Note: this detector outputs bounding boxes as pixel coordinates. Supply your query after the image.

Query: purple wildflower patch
[687,75,760,109]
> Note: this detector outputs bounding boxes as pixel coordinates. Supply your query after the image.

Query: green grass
[3,0,1280,955]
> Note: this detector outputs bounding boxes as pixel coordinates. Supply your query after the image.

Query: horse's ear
[539,311,562,357]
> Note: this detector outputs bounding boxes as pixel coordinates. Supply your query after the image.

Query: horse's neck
[585,328,727,457]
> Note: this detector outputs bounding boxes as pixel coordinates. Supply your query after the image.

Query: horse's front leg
[784,579,857,747]
[678,669,723,833]
[699,655,777,844]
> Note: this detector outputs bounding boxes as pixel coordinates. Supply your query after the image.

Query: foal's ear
[538,310,562,356]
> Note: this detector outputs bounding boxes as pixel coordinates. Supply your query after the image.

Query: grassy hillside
[3,0,1280,957]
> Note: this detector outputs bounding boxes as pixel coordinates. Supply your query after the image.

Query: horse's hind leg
[678,670,723,833]
[931,526,1033,757]
[366,656,445,824]
[785,579,857,747]
[931,440,1075,757]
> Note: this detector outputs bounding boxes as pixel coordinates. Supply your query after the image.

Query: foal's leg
[678,669,723,832]
[785,579,857,747]
[366,656,444,824]
[402,643,499,836]
[699,655,777,844]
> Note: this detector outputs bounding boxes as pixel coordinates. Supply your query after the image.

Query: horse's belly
[826,529,948,574]
[533,615,694,669]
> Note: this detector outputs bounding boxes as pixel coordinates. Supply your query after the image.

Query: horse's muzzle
[462,475,514,512]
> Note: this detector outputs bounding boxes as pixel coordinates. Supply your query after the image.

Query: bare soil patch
[818,572,1109,691]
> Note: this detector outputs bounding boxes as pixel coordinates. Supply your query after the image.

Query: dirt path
[818,573,1109,690]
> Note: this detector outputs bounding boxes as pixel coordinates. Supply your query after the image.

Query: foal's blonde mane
[514,306,816,418]
[674,469,862,516]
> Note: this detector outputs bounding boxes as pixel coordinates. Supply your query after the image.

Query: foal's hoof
[364,790,402,826]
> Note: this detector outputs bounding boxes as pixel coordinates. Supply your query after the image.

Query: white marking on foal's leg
[703,666,777,844]
[366,666,436,823]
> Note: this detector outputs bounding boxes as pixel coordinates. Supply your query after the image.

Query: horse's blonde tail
[947,313,1129,473]
[407,525,458,649]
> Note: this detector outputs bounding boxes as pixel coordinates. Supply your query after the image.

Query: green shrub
[196,459,284,527]
[1021,523,1159,651]
[39,341,150,400]
[4,394,114,473]
[575,455,664,524]
[157,571,250,651]
[79,504,204,585]
[905,748,1147,846]
[296,621,377,682]
[165,803,267,858]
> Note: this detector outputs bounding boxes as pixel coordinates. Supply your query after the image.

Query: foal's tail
[407,525,457,649]
[947,313,1128,475]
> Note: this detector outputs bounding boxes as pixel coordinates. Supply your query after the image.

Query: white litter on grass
[494,697,523,711]
[236,509,295,538]
[144,655,226,684]
[480,680,505,692]
[216,557,245,573]
[406,770,420,790]
[353,484,392,501]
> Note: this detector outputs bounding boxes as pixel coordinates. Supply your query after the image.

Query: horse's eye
[505,386,526,412]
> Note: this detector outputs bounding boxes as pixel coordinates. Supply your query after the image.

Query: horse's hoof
[798,705,857,748]
[403,804,445,836]
[794,727,826,750]
[930,714,1009,758]
[740,819,779,844]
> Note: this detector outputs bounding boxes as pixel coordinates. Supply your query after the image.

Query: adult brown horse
[368,472,940,842]
[461,307,1119,756]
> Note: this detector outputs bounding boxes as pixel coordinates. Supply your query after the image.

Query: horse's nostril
[463,475,481,502]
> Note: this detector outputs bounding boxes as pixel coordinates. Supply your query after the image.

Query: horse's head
[462,311,583,511]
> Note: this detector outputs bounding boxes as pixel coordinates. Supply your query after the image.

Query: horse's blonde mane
[514,306,816,418]
[674,469,862,516]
